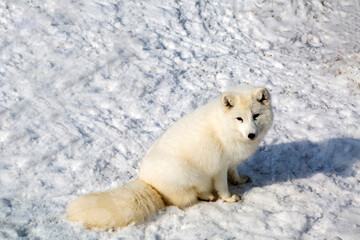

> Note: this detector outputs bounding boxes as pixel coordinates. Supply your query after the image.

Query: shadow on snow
[236,138,360,188]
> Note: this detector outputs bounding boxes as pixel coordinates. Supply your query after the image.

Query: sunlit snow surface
[1,0,360,239]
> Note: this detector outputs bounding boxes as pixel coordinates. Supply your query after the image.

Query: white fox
[67,85,273,230]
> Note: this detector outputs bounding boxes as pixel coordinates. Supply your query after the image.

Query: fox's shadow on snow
[235,138,360,190]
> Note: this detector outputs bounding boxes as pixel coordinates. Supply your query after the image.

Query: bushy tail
[67,179,165,230]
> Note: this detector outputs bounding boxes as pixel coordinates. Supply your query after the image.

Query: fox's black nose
[248,133,256,140]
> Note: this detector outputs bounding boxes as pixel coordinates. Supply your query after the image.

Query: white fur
[67,85,273,229]
[67,180,165,230]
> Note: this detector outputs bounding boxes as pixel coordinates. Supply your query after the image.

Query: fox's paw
[198,193,216,202]
[229,177,240,185]
[239,175,251,184]
[229,173,251,185]
[232,175,251,185]
[223,194,241,203]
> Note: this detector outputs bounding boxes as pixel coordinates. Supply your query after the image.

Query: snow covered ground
[1,0,360,239]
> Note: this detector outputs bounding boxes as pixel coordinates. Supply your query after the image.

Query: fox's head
[221,86,273,142]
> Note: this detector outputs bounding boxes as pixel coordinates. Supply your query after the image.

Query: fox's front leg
[214,167,241,203]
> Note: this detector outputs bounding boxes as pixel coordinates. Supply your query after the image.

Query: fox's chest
[222,140,260,167]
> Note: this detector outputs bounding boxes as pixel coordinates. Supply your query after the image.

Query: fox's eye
[236,117,243,122]
[253,114,260,120]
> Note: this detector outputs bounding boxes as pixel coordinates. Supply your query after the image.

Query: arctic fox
[67,85,273,230]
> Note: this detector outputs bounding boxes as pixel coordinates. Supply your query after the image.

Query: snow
[1,0,360,239]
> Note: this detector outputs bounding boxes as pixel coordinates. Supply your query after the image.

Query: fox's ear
[253,88,270,105]
[222,94,235,109]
